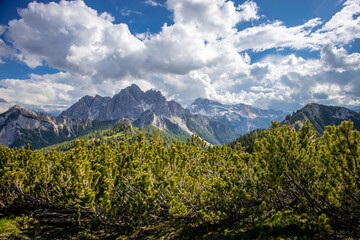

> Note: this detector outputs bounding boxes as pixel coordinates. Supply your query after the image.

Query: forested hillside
[0,120,359,239]
[228,128,265,153]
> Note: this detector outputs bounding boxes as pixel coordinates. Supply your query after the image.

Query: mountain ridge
[188,98,287,135]
[60,84,236,145]
[0,105,115,149]
[4,86,359,150]
[0,85,237,148]
[229,103,360,153]
[281,102,360,135]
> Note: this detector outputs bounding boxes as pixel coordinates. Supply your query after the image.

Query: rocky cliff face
[188,98,287,134]
[60,84,236,145]
[60,95,112,120]
[1,85,238,148]
[60,84,189,121]
[0,105,101,149]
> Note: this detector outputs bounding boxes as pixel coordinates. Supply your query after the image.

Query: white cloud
[315,0,360,45]
[120,9,142,17]
[0,25,6,35]
[0,25,16,63]
[0,0,360,113]
[145,0,164,7]
[235,18,323,52]
[167,0,259,39]
[237,0,259,22]
[7,0,144,77]
[0,74,75,114]
[321,44,360,72]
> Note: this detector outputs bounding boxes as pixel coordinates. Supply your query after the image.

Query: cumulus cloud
[0,0,360,113]
[321,44,360,72]
[315,0,360,45]
[7,0,144,78]
[0,74,75,114]
[167,0,259,37]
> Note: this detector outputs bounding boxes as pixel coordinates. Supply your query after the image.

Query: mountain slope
[281,103,360,135]
[0,105,114,149]
[188,98,287,135]
[61,85,236,145]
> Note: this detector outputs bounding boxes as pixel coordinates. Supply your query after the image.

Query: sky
[0,0,359,115]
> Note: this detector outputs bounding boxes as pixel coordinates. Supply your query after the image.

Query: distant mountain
[61,84,236,145]
[0,105,114,149]
[228,103,360,153]
[188,98,287,135]
[281,103,360,135]
[61,84,189,121]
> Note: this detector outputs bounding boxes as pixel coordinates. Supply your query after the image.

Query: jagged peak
[122,83,143,93]
[10,104,22,110]
[114,84,145,101]
[78,95,94,102]
[6,104,32,114]
[144,88,166,100]
[0,105,55,122]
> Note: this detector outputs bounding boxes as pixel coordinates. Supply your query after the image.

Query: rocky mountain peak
[282,103,360,135]
[2,104,43,120]
[8,104,32,113]
[61,84,190,121]
[128,83,142,92]
[10,104,22,110]
[144,89,166,104]
[117,84,144,101]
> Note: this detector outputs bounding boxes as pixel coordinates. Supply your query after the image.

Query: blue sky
[0,0,359,115]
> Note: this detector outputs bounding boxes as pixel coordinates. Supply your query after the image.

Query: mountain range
[60,84,236,145]
[188,98,286,135]
[1,84,359,150]
[0,85,237,148]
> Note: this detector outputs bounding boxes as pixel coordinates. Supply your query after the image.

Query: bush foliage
[0,120,359,238]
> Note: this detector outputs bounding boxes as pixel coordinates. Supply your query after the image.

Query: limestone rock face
[1,85,238,148]
[60,84,236,145]
[0,105,94,149]
[61,84,192,122]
